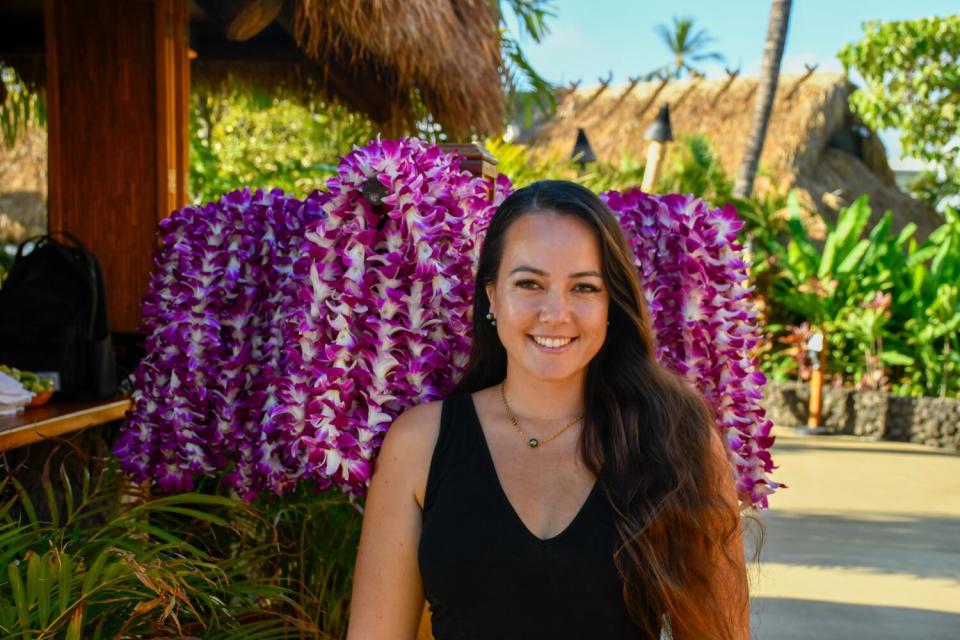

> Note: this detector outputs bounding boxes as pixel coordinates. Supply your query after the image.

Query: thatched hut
[524,72,942,240]
[0,0,505,333]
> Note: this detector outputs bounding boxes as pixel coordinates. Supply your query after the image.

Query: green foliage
[189,88,376,204]
[0,457,320,638]
[753,193,960,398]
[0,64,45,149]
[838,16,960,206]
[243,487,362,637]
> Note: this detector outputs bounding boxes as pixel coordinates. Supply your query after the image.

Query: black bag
[0,231,118,401]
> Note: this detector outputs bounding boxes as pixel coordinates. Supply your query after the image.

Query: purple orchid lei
[114,188,327,494]
[115,137,778,507]
[603,189,780,507]
[115,139,506,500]
[271,138,507,499]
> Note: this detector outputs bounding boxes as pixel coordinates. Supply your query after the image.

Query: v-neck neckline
[466,392,600,545]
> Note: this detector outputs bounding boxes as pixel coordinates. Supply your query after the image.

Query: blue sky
[509,0,957,167]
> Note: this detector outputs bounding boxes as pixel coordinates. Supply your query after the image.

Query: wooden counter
[0,397,132,451]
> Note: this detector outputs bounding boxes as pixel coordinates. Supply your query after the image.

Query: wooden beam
[784,63,819,101]
[194,0,284,42]
[712,66,741,104]
[227,0,284,41]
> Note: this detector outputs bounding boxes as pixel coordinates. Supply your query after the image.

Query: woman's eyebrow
[508,265,602,278]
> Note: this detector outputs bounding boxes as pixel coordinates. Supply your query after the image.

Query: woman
[347,180,750,639]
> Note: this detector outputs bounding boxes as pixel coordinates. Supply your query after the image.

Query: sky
[508,0,958,169]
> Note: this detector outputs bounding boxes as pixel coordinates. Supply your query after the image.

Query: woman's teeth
[532,336,574,348]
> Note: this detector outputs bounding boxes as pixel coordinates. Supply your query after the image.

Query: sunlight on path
[747,430,960,638]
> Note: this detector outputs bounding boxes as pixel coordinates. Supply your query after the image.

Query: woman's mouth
[528,335,578,352]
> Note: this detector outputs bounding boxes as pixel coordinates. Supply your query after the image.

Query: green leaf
[65,607,83,640]
[60,466,75,524]
[35,555,50,628]
[58,554,72,614]
[26,552,40,609]
[42,478,59,528]
[10,478,37,525]
[81,549,111,596]
[881,351,915,366]
[836,239,872,274]
[7,562,28,632]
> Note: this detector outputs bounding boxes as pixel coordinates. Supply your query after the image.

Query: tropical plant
[497,0,559,125]
[757,194,902,384]
[734,0,792,198]
[0,454,318,638]
[653,17,725,79]
[838,15,960,207]
[898,207,960,397]
[753,191,960,398]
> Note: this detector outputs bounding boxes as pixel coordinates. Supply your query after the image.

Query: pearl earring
[485,311,496,326]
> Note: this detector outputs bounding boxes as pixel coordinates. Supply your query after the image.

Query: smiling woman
[485,212,610,388]
[347,180,749,640]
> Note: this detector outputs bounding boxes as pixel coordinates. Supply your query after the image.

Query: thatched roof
[524,72,941,240]
[0,0,506,138]
[191,0,504,138]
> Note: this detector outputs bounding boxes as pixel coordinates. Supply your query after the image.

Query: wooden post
[641,141,667,193]
[156,0,191,227]
[437,143,498,182]
[45,0,189,334]
[807,331,826,428]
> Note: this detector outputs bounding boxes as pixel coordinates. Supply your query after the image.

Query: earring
[607,320,610,326]
[485,311,496,326]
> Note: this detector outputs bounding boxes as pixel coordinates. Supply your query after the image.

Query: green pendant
[528,438,540,448]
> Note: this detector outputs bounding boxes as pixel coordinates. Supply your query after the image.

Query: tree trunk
[733,0,792,198]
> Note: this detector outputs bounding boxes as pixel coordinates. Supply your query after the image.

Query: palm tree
[734,0,793,198]
[654,17,725,79]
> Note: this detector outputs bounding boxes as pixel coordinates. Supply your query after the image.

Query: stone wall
[761,380,960,451]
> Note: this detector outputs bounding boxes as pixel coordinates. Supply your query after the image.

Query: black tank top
[418,392,654,639]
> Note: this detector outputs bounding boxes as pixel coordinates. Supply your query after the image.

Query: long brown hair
[455,180,750,638]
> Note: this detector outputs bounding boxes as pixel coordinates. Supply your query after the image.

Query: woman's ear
[485,283,496,314]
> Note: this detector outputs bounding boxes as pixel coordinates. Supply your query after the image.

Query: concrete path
[748,429,960,639]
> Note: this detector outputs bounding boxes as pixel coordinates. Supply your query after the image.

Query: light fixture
[571,128,597,168]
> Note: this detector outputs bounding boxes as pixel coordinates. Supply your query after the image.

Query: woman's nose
[539,290,572,322]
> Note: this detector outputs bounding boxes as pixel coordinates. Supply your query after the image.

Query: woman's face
[486,212,610,383]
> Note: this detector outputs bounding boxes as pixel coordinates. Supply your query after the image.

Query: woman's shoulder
[378,398,445,509]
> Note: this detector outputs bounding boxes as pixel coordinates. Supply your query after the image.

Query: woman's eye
[574,283,601,293]
[514,280,600,292]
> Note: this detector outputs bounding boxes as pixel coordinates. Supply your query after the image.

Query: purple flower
[277,138,505,498]
[116,140,506,500]
[603,189,781,508]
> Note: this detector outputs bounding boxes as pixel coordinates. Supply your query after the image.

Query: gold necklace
[499,382,584,449]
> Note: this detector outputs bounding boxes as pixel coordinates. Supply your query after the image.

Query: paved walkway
[748,429,960,639]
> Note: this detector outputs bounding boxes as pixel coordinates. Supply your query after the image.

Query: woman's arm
[346,402,441,640]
